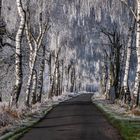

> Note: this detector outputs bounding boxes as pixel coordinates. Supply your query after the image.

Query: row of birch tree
[7,0,79,108]
[100,0,140,108]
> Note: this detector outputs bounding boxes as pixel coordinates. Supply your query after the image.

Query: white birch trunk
[25,14,37,106]
[25,11,50,105]
[133,1,140,106]
[48,47,61,98]
[31,70,37,104]
[55,49,59,96]
[0,92,2,102]
[106,77,111,99]
[37,46,45,102]
[61,60,64,94]
[25,48,37,106]
[10,0,25,107]
[123,29,132,90]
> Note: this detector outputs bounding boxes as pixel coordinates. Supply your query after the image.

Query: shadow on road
[20,94,122,140]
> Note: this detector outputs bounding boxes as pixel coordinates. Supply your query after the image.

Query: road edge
[0,106,53,140]
[91,96,140,140]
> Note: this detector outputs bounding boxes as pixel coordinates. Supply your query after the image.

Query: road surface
[20,94,122,140]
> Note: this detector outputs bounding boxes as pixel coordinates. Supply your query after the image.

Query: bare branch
[6,31,16,41]
[120,0,137,20]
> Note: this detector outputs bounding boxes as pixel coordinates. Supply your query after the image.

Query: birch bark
[10,0,25,107]
[31,70,37,104]
[122,27,133,103]
[133,1,140,106]
[25,17,50,106]
[36,46,46,102]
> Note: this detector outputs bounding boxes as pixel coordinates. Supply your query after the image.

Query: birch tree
[121,23,135,104]
[120,0,140,107]
[100,50,108,98]
[70,64,76,92]
[48,47,62,98]
[60,59,64,94]
[36,46,46,103]
[0,0,3,102]
[25,10,50,106]
[66,63,72,91]
[133,0,140,107]
[31,70,37,104]
[10,0,25,107]
[101,25,122,100]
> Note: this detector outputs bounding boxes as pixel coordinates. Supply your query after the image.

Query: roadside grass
[0,93,78,140]
[8,127,31,140]
[92,101,140,140]
[0,106,53,140]
[109,116,140,140]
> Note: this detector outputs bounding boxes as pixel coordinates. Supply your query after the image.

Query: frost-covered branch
[119,0,137,20]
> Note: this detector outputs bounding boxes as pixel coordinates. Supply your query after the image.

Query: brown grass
[131,109,140,116]
[1,104,21,119]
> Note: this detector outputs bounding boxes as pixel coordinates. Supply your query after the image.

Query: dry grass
[127,109,140,116]
[0,103,21,128]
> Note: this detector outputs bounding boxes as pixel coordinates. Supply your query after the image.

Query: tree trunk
[10,0,25,107]
[122,27,133,104]
[48,53,53,99]
[31,70,37,104]
[37,46,46,103]
[70,66,75,92]
[57,62,61,96]
[48,52,57,98]
[133,2,140,107]
[100,62,107,96]
[48,48,61,98]
[25,52,37,106]
[109,61,116,102]
[0,92,2,102]
[55,58,59,96]
[0,0,2,17]
[60,60,64,94]
[114,46,121,98]
[67,65,71,91]
[49,53,52,84]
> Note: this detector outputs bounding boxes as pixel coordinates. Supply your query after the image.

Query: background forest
[0,0,139,110]
[0,0,140,139]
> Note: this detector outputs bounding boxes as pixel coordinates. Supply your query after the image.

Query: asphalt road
[20,94,122,140]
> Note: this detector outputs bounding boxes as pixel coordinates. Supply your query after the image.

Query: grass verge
[0,106,53,140]
[92,100,140,140]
